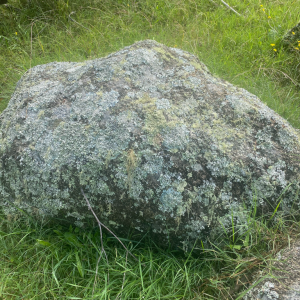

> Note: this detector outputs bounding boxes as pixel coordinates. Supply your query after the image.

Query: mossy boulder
[0,40,300,249]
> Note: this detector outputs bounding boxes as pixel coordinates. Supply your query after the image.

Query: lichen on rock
[243,240,300,300]
[0,40,300,249]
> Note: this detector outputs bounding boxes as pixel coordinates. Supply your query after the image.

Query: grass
[0,0,300,298]
[0,197,299,299]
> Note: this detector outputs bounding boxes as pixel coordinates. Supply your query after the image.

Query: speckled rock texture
[0,40,300,249]
[243,240,300,300]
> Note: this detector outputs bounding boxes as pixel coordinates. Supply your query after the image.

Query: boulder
[243,239,300,300]
[0,40,300,249]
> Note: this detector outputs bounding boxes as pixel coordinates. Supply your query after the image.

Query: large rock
[0,40,300,249]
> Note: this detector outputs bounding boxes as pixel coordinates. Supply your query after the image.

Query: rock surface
[243,239,300,300]
[0,40,300,249]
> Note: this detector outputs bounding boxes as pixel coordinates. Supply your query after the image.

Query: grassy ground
[0,0,300,298]
[0,208,300,299]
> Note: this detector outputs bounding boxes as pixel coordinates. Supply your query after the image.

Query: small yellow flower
[174,45,177,47]
[292,32,295,35]
[127,3,129,6]
[268,16,271,19]
[273,48,277,52]
[298,43,300,47]
[294,47,299,50]
[270,44,275,47]
[260,4,263,7]
[262,8,265,12]
[15,32,17,35]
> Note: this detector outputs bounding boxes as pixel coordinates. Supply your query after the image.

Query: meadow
[0,0,300,299]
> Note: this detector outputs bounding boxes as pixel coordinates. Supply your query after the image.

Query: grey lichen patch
[244,239,300,300]
[155,98,171,110]
[159,188,184,214]
[246,282,280,300]
[0,39,300,249]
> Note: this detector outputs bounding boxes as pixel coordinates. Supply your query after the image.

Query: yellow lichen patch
[120,58,127,65]
[204,151,214,160]
[134,94,165,132]
[127,149,137,169]
[5,120,11,131]
[38,110,45,119]
[44,146,51,159]
[58,121,65,128]
[107,203,112,215]
[126,149,138,188]
[98,204,104,214]
[219,142,234,153]
[175,180,187,192]
[175,215,182,231]
[114,67,126,77]
[144,110,167,134]
[210,125,245,154]
[135,93,156,107]
[126,110,134,120]
[190,61,204,71]
[184,197,193,217]
[232,117,247,126]
[113,58,127,73]
[96,90,103,97]
[191,120,202,128]
[153,46,177,63]
[134,94,182,142]
[212,118,222,125]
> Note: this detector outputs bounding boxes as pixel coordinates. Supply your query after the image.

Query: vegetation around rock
[0,0,300,299]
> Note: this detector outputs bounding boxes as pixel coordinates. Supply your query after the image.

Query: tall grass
[1,0,300,299]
